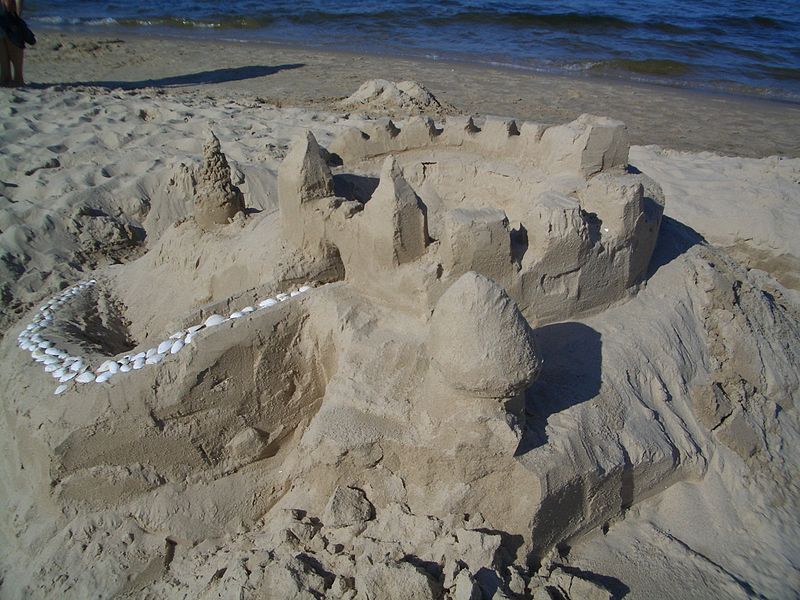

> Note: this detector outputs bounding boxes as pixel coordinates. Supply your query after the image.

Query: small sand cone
[194,131,245,229]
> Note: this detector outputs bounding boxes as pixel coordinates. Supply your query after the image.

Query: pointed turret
[277,131,335,249]
[364,157,428,267]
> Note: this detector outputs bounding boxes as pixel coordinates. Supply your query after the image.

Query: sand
[1,30,799,600]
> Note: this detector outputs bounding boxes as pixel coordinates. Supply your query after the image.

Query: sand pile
[0,84,799,600]
[340,79,451,116]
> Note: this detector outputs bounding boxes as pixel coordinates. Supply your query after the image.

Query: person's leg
[0,38,12,86]
[7,42,23,85]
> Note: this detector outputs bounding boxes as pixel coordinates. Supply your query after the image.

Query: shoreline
[31,23,800,105]
[19,30,800,157]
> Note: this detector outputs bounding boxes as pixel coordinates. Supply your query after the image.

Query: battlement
[330,113,630,178]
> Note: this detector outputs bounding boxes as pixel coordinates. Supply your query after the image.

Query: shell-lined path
[16,280,315,396]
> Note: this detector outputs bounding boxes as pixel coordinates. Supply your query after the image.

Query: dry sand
[0,30,799,600]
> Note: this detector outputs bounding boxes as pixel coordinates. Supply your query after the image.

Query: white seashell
[132,351,146,361]
[45,347,61,356]
[76,371,96,383]
[54,384,68,395]
[69,361,84,372]
[97,360,114,373]
[53,368,66,379]
[45,364,59,373]
[146,348,158,358]
[258,298,278,308]
[146,353,165,365]
[120,364,132,373]
[133,358,145,370]
[44,357,59,366]
[59,371,77,383]
[38,341,52,349]
[107,361,120,373]
[184,332,195,344]
[157,340,173,354]
[241,306,255,314]
[204,314,226,327]
[170,339,184,354]
[290,291,301,297]
[96,371,114,383]
[169,331,185,340]
[32,351,46,361]
[229,311,245,319]
[276,293,289,301]
[118,356,130,365]
[64,356,78,364]
[187,324,204,334]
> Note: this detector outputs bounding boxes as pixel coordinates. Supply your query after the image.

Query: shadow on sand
[647,214,707,278]
[515,322,602,455]
[69,63,305,90]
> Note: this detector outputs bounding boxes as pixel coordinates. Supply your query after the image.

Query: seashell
[169,331,185,340]
[53,368,66,379]
[96,371,114,383]
[145,353,165,365]
[120,364,132,373]
[204,314,226,327]
[76,371,96,383]
[132,351,147,361]
[38,341,52,349]
[69,360,84,372]
[118,356,130,365]
[184,332,195,344]
[107,361,120,373]
[276,293,289,301]
[146,347,158,358]
[242,306,255,314]
[290,291,301,297]
[170,339,184,354]
[45,364,59,373]
[229,311,245,319]
[32,351,46,362]
[187,324,204,334]
[133,358,145,370]
[54,384,68,396]
[97,360,114,373]
[45,347,61,356]
[43,357,59,366]
[258,298,278,308]
[59,371,77,383]
[157,340,173,354]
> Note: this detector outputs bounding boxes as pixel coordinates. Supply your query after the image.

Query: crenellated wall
[278,113,664,324]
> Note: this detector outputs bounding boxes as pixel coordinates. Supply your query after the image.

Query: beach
[24,31,800,158]
[2,25,800,600]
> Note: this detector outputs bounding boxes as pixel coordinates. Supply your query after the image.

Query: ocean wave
[424,10,636,30]
[711,15,787,30]
[589,58,694,77]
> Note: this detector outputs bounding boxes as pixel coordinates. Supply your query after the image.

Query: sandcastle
[279,113,664,323]
[3,112,690,599]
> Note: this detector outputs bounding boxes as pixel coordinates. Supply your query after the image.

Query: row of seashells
[16,280,314,396]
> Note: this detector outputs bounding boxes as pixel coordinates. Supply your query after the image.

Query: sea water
[27,0,800,102]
